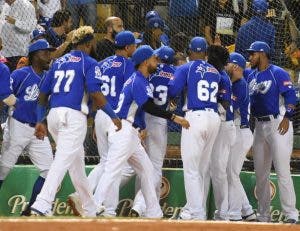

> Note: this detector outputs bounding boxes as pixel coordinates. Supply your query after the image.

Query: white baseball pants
[32,107,97,217]
[253,117,298,222]
[180,110,221,220]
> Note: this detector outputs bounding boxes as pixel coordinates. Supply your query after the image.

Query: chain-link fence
[0,0,300,166]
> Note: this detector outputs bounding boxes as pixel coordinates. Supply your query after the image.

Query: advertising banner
[0,166,299,221]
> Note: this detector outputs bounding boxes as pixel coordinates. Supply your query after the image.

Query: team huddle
[0,22,298,223]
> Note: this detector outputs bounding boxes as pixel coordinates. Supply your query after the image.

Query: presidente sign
[0,166,299,221]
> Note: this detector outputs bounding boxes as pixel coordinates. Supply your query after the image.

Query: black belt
[15,118,36,128]
[255,114,278,122]
[191,108,216,112]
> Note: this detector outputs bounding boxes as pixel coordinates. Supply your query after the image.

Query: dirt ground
[1,218,300,231]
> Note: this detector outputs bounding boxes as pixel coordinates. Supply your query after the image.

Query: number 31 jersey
[168,60,220,112]
[40,50,102,115]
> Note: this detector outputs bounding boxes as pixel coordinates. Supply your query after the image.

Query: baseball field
[1,218,300,231]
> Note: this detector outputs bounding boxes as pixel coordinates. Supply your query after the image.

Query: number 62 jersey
[168,60,220,111]
[40,50,102,115]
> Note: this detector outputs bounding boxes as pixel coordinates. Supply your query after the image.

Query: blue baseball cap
[28,39,56,54]
[156,46,175,63]
[30,28,46,41]
[114,30,142,47]
[246,41,270,54]
[252,0,268,14]
[132,45,158,66]
[147,17,165,30]
[145,10,160,21]
[189,37,207,52]
[229,52,246,69]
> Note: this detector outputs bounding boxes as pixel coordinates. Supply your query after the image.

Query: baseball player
[68,30,140,217]
[226,52,256,221]
[206,45,235,221]
[30,26,121,217]
[0,39,55,216]
[131,46,176,216]
[92,45,189,218]
[246,41,298,223]
[168,37,221,220]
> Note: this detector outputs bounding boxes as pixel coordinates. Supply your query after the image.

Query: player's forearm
[142,98,174,120]
[282,90,297,119]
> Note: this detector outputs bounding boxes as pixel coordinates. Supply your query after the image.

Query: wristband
[36,104,46,123]
[102,103,118,119]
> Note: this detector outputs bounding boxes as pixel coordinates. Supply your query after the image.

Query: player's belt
[191,108,216,112]
[255,114,278,122]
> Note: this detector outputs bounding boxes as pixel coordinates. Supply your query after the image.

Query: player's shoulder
[269,64,287,75]
[0,62,10,73]
[12,66,31,76]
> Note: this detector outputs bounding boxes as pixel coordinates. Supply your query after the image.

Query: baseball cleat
[96,205,106,216]
[30,207,52,217]
[67,193,84,216]
[128,209,140,218]
[242,212,257,222]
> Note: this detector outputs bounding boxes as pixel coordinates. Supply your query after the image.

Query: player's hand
[278,117,290,135]
[173,115,190,129]
[138,129,147,141]
[34,122,47,140]
[5,15,16,25]
[169,99,177,111]
[112,118,122,131]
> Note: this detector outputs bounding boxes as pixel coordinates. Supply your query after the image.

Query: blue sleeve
[133,109,146,130]
[0,64,12,100]
[40,68,53,95]
[85,62,102,93]
[275,68,296,117]
[218,73,231,102]
[132,79,152,106]
[168,63,189,98]
[234,81,250,126]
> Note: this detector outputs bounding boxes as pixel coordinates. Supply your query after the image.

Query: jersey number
[53,70,75,93]
[197,80,218,103]
[150,83,168,106]
[101,75,116,97]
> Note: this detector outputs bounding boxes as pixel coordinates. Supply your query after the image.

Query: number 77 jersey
[40,51,102,115]
[168,60,220,111]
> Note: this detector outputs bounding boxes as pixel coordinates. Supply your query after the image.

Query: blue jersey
[0,63,11,101]
[40,50,101,115]
[232,78,250,126]
[149,63,176,110]
[218,71,233,121]
[98,55,134,110]
[115,71,153,129]
[11,66,46,124]
[247,64,296,117]
[168,60,220,112]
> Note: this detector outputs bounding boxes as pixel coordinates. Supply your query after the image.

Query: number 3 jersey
[11,66,46,124]
[98,55,134,110]
[40,50,102,115]
[149,63,176,110]
[168,60,220,111]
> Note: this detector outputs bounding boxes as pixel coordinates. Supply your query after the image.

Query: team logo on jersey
[124,78,132,86]
[24,84,39,101]
[111,61,122,67]
[56,54,81,68]
[196,64,218,78]
[249,79,272,95]
[95,66,101,80]
[158,70,174,79]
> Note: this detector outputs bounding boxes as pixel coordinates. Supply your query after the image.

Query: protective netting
[0,0,299,163]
